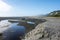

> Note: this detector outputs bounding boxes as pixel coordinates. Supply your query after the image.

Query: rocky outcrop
[25,24,45,40]
[23,17,60,40]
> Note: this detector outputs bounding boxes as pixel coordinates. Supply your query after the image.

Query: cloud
[0,0,12,12]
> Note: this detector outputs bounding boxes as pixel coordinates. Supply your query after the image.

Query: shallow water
[0,20,35,33]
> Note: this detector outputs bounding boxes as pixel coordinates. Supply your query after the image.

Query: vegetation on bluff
[47,10,60,17]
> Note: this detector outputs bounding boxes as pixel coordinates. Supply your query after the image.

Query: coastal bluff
[23,17,60,40]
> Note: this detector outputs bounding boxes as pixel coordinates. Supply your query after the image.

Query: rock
[22,17,60,40]
[24,24,45,40]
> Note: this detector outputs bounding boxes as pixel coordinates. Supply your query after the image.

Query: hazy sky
[0,0,60,17]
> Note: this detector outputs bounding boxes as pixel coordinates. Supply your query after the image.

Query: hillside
[47,10,60,17]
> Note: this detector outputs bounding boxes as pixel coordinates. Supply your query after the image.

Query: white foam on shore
[0,20,12,33]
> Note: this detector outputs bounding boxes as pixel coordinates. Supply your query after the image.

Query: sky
[0,0,60,17]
